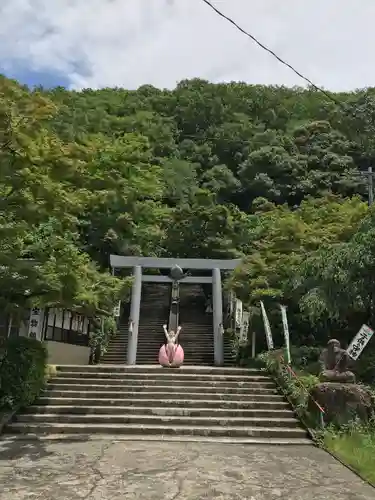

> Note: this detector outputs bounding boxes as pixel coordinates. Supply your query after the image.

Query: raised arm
[163,324,168,340]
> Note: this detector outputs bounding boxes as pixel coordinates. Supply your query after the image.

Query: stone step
[36,397,290,410]
[103,347,127,351]
[135,350,218,353]
[136,361,216,366]
[45,382,279,394]
[14,413,300,429]
[177,329,214,332]
[101,360,126,364]
[26,405,294,419]
[101,361,126,364]
[139,335,214,339]
[56,365,262,376]
[5,422,308,440]
[101,353,127,357]
[100,363,127,366]
[49,377,276,389]
[103,348,127,352]
[54,371,271,382]
[133,356,220,361]
[136,348,215,353]
[135,351,214,356]
[138,339,215,343]
[138,323,168,327]
[102,351,127,363]
[42,390,284,401]
[105,348,127,352]
[101,353,126,358]
[137,344,215,348]
[101,352,126,356]
[0,433,312,445]
[136,348,215,352]
[103,353,127,356]
[101,354,126,358]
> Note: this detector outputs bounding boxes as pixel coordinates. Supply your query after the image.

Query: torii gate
[110,255,241,366]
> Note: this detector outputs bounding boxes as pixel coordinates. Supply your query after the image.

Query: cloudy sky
[0,0,374,91]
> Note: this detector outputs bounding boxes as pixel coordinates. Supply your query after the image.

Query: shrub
[45,364,57,381]
[225,329,265,368]
[354,349,375,386]
[289,345,321,374]
[0,336,47,412]
[89,316,117,363]
[259,349,320,428]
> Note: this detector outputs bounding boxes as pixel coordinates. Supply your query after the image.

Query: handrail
[274,354,326,430]
[284,362,325,415]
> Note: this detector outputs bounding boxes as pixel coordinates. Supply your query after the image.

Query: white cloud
[0,0,374,91]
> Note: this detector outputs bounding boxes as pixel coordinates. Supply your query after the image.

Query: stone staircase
[100,284,170,365]
[136,283,171,364]
[100,322,128,365]
[4,365,311,444]
[100,283,236,366]
[178,284,235,366]
[179,284,214,365]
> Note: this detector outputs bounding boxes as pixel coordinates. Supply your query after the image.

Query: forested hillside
[2,75,375,369]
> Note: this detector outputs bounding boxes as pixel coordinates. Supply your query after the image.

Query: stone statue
[319,339,355,383]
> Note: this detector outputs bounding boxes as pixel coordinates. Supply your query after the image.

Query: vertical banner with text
[280,305,291,364]
[347,324,374,360]
[240,311,250,342]
[28,307,44,341]
[235,299,243,329]
[260,301,274,350]
[113,301,121,317]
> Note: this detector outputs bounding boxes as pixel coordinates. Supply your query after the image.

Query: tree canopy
[1,75,375,347]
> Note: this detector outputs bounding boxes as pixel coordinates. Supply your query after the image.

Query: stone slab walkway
[0,437,373,499]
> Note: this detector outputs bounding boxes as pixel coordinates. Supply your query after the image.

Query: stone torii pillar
[127,265,142,365]
[212,267,224,366]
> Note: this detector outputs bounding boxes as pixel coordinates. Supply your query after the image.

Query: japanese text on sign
[347,324,374,360]
[260,301,274,350]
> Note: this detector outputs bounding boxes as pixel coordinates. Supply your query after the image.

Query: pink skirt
[158,343,184,367]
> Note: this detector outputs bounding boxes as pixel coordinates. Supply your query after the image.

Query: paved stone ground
[0,437,374,499]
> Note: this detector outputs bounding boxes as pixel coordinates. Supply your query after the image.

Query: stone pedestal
[320,370,356,384]
[310,382,375,426]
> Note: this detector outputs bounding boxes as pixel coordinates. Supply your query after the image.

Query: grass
[323,423,375,486]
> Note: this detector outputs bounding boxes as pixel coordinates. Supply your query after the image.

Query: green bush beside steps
[0,336,48,418]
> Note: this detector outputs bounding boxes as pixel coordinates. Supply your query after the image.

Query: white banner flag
[240,311,250,341]
[28,307,44,341]
[260,301,274,350]
[113,301,121,317]
[229,291,235,316]
[347,324,374,360]
[280,305,291,364]
[235,299,243,328]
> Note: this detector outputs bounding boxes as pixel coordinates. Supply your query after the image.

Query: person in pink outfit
[158,324,184,367]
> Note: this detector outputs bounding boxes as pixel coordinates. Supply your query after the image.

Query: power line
[200,0,345,109]
[200,0,375,177]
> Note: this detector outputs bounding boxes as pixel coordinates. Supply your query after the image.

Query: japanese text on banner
[347,324,374,360]
[240,311,250,342]
[235,299,243,329]
[280,305,291,364]
[260,301,274,350]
